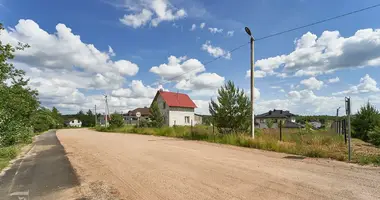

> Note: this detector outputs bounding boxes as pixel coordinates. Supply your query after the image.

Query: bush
[352,102,380,141]
[0,146,18,159]
[369,126,380,146]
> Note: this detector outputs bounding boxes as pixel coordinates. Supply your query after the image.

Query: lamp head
[245,27,252,36]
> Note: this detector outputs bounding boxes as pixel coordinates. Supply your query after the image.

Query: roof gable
[152,90,197,108]
[127,107,150,116]
[256,109,296,118]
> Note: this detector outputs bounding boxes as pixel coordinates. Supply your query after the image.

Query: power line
[159,41,249,85]
[255,3,380,41]
[158,3,380,85]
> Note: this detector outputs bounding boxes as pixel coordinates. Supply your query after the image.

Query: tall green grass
[0,145,22,170]
[95,125,380,165]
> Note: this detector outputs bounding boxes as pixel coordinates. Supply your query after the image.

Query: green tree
[1,23,39,146]
[209,81,251,133]
[109,113,124,128]
[369,126,380,146]
[86,109,95,127]
[32,108,57,132]
[150,102,164,128]
[352,102,380,141]
[266,119,274,128]
[52,107,64,128]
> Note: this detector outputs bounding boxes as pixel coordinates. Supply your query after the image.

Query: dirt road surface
[57,129,380,200]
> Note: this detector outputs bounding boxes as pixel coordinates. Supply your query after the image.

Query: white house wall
[69,119,82,127]
[169,107,194,126]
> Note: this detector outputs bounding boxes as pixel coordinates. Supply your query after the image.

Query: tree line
[62,110,98,127]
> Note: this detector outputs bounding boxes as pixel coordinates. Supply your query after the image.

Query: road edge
[0,130,49,177]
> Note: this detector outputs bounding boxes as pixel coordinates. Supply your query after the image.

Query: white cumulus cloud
[227,31,234,37]
[118,0,186,28]
[333,74,380,95]
[253,29,380,77]
[328,77,340,83]
[190,24,196,31]
[149,55,225,95]
[200,22,206,29]
[208,27,223,34]
[201,41,231,59]
[300,77,324,90]
[246,70,266,78]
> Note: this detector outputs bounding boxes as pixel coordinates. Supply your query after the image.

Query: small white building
[66,119,82,127]
[152,90,197,126]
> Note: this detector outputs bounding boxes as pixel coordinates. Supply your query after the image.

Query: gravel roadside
[57,129,380,200]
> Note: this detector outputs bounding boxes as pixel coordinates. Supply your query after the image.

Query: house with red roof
[151,89,197,126]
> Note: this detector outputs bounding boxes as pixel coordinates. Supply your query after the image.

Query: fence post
[191,119,193,139]
[280,121,282,141]
[343,119,347,144]
[338,120,340,135]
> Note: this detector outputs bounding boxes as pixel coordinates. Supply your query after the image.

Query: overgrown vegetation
[352,102,380,143]
[96,125,380,165]
[0,23,61,170]
[1,23,38,147]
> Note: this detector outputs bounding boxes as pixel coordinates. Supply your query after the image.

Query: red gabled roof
[156,91,197,108]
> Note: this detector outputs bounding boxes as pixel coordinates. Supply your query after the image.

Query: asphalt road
[57,129,380,200]
[0,130,80,200]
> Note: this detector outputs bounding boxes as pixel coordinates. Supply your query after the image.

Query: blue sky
[1,0,380,115]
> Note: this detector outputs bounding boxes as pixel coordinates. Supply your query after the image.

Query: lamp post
[245,27,255,139]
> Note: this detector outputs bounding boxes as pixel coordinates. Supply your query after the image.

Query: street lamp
[245,26,255,139]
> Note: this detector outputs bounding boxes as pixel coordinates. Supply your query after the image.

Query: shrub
[0,146,18,159]
[352,102,380,141]
[369,126,380,146]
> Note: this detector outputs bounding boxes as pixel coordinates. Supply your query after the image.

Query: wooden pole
[280,121,283,141]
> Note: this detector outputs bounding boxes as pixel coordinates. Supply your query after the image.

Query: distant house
[255,109,303,129]
[123,107,150,124]
[65,119,82,127]
[151,90,197,126]
[98,115,110,126]
[194,114,203,125]
[309,121,322,129]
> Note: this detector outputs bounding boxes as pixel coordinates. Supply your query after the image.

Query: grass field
[96,125,380,165]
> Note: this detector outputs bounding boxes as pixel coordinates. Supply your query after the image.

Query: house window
[163,102,166,109]
[71,120,74,123]
[260,119,265,123]
[185,116,190,123]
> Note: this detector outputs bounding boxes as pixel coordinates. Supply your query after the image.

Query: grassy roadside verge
[96,125,380,166]
[0,131,47,171]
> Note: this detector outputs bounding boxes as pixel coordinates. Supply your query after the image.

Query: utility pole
[104,95,110,127]
[345,97,352,162]
[95,105,97,126]
[245,26,255,139]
